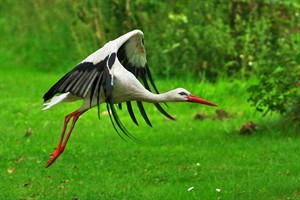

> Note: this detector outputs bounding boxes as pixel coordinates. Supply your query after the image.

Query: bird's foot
[46,146,65,168]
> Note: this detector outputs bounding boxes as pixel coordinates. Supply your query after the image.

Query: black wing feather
[126,101,139,126]
[136,101,152,127]
[107,101,140,143]
[144,64,160,94]
[106,103,126,141]
[43,59,107,102]
[90,71,102,107]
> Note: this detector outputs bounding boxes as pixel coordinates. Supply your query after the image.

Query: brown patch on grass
[239,121,259,135]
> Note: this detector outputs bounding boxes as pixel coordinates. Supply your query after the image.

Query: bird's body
[43,30,217,168]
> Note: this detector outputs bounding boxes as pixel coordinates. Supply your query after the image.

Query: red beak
[187,94,218,107]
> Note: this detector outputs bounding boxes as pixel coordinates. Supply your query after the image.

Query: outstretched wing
[43,51,139,142]
[116,31,175,127]
[43,54,113,113]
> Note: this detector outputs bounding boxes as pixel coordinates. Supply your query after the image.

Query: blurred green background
[0,1,300,199]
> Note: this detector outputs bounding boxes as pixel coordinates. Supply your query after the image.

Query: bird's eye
[179,92,187,96]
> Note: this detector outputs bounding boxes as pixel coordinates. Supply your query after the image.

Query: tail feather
[43,92,70,110]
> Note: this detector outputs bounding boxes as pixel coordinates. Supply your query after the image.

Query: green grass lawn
[1,67,299,200]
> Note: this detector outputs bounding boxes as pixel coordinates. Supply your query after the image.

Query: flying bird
[43,30,217,168]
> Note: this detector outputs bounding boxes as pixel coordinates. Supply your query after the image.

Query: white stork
[43,30,217,168]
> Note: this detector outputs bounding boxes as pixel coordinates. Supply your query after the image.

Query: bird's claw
[49,148,57,156]
[46,147,64,168]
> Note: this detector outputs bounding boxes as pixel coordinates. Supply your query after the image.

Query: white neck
[134,89,183,103]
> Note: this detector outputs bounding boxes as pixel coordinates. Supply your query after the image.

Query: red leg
[46,110,86,168]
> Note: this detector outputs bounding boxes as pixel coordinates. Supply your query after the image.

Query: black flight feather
[96,74,103,120]
[153,103,175,120]
[126,101,139,126]
[89,72,103,108]
[106,103,126,141]
[137,101,152,127]
[144,64,160,94]
[106,98,140,143]
[43,58,107,102]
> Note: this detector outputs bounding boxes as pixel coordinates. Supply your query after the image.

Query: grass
[0,66,299,200]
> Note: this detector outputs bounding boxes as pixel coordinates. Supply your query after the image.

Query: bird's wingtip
[131,29,144,35]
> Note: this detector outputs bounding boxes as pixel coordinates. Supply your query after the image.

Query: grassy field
[0,66,299,200]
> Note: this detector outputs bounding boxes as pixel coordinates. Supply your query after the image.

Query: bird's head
[171,88,218,107]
